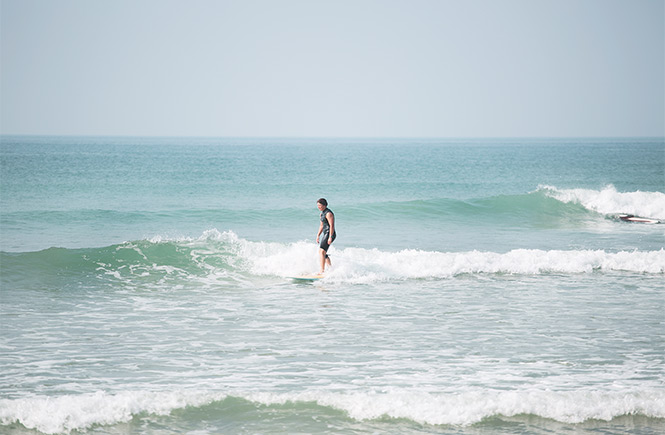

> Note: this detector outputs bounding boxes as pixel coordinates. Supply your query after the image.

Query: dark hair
[317,198,328,206]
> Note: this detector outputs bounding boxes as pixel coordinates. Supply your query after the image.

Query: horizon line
[2,133,664,140]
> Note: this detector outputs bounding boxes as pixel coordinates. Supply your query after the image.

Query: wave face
[2,389,664,434]
[340,191,595,226]
[2,230,664,290]
[4,186,663,255]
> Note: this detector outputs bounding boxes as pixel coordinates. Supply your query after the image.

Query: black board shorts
[319,231,336,251]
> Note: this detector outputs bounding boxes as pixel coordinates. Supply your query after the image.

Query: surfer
[316,198,336,274]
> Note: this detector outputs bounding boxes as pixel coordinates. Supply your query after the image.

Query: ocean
[1,136,664,434]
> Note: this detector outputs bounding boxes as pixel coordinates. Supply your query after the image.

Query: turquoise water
[1,136,664,433]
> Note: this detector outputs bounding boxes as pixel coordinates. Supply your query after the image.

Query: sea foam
[2,389,664,433]
[540,185,665,219]
[248,389,665,426]
[13,230,660,288]
[240,236,665,282]
[0,390,224,434]
[133,229,665,282]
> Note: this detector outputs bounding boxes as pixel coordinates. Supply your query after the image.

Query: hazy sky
[1,0,663,137]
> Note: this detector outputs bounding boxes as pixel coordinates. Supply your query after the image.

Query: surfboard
[289,274,324,282]
[618,214,661,224]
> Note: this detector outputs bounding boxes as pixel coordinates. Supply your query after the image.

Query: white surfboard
[289,273,324,282]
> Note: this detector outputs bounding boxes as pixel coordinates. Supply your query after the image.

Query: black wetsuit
[319,208,336,251]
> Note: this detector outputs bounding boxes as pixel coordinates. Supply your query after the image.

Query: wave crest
[0,390,224,434]
[2,231,664,289]
[2,389,664,433]
[252,246,665,283]
[540,185,665,219]
[249,389,665,426]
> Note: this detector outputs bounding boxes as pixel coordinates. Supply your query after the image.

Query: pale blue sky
[1,0,663,137]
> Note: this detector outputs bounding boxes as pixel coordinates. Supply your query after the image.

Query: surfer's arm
[316,221,323,242]
[326,214,335,242]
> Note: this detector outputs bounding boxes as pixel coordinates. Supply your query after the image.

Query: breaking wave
[2,389,664,433]
[2,230,664,289]
[540,185,665,220]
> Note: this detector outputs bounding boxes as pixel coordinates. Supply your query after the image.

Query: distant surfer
[316,198,336,274]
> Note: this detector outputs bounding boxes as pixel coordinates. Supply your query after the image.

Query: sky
[1,0,663,138]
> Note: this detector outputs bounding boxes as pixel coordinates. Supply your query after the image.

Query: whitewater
[1,136,664,434]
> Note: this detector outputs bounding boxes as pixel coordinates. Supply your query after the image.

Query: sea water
[1,136,664,434]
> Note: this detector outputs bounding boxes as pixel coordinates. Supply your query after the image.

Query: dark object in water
[618,214,661,224]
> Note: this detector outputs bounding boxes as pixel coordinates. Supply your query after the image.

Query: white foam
[242,242,665,282]
[0,390,225,434]
[2,389,663,432]
[540,185,665,219]
[122,230,665,283]
[248,389,665,426]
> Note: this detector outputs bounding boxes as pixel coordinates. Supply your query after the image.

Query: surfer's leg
[318,248,327,274]
[318,232,332,273]
[319,233,337,273]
